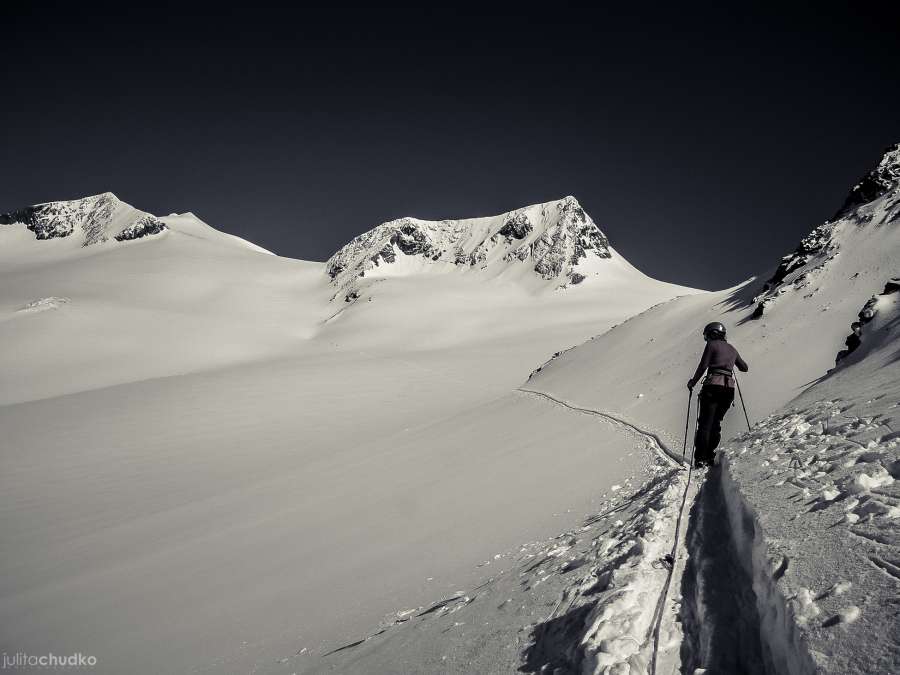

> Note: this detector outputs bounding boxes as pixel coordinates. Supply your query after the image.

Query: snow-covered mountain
[326,196,614,299]
[0,192,166,245]
[0,191,690,403]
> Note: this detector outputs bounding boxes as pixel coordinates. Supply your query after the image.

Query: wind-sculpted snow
[0,192,167,245]
[325,196,612,296]
[754,143,900,318]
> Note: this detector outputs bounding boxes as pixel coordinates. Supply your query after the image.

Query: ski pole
[691,392,701,467]
[682,390,692,462]
[734,373,752,430]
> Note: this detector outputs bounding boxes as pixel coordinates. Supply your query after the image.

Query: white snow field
[0,195,694,674]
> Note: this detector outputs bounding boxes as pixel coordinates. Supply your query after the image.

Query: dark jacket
[689,339,748,389]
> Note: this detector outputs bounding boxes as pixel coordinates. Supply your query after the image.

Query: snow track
[519,387,794,675]
[679,465,770,674]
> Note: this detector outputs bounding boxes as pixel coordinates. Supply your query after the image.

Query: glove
[687,379,695,391]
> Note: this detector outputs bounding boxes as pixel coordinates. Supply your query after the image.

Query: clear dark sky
[2,4,898,289]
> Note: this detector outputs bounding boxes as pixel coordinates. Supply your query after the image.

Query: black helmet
[703,321,726,340]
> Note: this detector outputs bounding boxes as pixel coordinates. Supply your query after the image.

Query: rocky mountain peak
[0,193,166,246]
[325,196,613,296]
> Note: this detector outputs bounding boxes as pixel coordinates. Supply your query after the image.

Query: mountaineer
[687,322,749,467]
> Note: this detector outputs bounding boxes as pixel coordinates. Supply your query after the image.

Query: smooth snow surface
[0,196,693,674]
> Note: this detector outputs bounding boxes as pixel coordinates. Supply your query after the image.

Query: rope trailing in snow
[648,391,700,675]
[515,388,685,468]
[514,387,700,673]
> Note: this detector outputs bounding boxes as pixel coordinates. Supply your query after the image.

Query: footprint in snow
[17,297,70,313]
[815,580,851,600]
[822,606,861,627]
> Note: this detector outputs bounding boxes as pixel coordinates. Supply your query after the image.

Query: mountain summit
[325,196,614,293]
[0,192,166,246]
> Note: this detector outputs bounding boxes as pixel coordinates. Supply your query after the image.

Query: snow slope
[707,287,900,675]
[0,196,329,404]
[0,195,693,674]
[316,144,900,674]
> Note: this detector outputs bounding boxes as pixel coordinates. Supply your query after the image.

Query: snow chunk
[18,297,70,313]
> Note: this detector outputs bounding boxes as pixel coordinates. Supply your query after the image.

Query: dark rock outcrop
[498,213,532,240]
[834,143,900,220]
[114,214,166,241]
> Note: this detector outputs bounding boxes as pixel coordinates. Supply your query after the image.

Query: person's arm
[688,343,711,389]
[735,351,749,372]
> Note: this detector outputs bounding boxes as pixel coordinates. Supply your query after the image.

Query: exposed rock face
[761,223,837,295]
[0,193,167,246]
[114,214,167,241]
[752,144,900,319]
[834,143,900,220]
[834,278,900,365]
[497,212,532,240]
[325,196,613,298]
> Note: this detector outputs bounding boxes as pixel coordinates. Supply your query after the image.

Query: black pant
[694,384,735,466]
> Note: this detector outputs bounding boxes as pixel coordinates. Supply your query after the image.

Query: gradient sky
[2,4,898,289]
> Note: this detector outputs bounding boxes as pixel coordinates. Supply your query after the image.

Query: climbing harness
[706,366,736,387]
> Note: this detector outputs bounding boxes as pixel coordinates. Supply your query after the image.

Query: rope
[649,391,700,675]
[515,388,684,468]
[516,386,700,673]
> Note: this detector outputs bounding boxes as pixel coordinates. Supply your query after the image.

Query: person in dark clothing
[686,322,749,468]
[835,322,862,364]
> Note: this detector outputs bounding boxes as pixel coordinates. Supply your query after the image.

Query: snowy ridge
[325,196,612,295]
[0,192,166,245]
[835,142,900,219]
[754,143,900,318]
